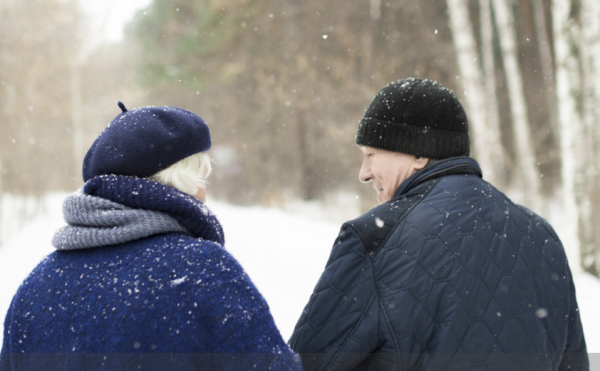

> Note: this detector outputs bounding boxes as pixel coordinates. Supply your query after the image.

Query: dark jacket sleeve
[559,265,589,371]
[289,224,378,371]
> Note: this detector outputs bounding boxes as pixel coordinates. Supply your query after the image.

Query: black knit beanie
[356,78,470,159]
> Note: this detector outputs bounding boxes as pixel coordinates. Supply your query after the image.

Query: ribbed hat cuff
[355,117,470,159]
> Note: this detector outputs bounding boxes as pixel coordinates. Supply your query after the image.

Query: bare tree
[0,0,20,242]
[124,0,458,205]
[71,55,84,185]
[552,0,587,274]
[492,0,543,212]
[71,0,114,186]
[531,0,559,136]
[0,0,83,243]
[447,0,503,185]
[370,0,381,21]
[580,0,600,273]
[478,0,507,185]
[0,0,7,240]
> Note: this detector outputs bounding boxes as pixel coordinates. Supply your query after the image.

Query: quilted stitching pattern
[291,226,378,370]
[290,158,587,371]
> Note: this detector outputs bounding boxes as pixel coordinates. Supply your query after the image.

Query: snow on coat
[1,175,302,371]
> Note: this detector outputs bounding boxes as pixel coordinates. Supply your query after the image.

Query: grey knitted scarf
[53,191,190,250]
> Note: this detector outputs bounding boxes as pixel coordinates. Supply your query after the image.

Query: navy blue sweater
[1,176,302,370]
[290,157,588,371]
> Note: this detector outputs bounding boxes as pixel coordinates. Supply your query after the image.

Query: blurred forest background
[0,0,599,275]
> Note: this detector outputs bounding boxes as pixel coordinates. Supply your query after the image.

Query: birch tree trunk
[446,0,503,185]
[70,0,84,186]
[71,57,84,185]
[552,0,586,274]
[370,0,381,21]
[580,0,600,274]
[478,0,506,184]
[492,0,543,212]
[531,0,559,135]
[361,1,375,77]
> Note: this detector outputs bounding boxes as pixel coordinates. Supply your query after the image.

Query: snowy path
[1,194,599,359]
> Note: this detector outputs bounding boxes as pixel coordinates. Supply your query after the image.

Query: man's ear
[414,156,429,171]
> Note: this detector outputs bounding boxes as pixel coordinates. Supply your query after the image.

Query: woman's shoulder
[22,233,243,292]
[6,234,291,357]
[145,233,245,275]
[120,234,257,304]
[17,233,265,322]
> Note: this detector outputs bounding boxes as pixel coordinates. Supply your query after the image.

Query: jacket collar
[394,156,482,197]
[83,175,225,246]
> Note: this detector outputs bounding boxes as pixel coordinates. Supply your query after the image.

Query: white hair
[150,152,212,196]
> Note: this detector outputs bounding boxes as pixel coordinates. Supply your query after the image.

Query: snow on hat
[82,102,211,182]
[356,78,470,159]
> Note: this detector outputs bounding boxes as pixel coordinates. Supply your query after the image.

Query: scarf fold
[53,192,191,250]
[83,175,224,245]
[53,175,225,250]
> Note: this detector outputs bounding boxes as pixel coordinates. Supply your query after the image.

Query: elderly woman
[1,103,302,370]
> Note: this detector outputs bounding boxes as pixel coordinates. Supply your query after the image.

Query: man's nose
[359,161,372,183]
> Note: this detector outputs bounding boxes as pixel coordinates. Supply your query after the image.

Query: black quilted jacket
[289,157,588,371]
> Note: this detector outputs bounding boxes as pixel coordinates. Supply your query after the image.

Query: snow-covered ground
[1,193,599,363]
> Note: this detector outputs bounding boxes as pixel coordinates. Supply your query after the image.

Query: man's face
[358,146,428,204]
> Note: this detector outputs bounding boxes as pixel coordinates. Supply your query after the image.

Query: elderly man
[289,78,588,371]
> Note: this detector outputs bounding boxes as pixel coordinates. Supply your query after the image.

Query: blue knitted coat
[289,157,588,371]
[1,176,302,371]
